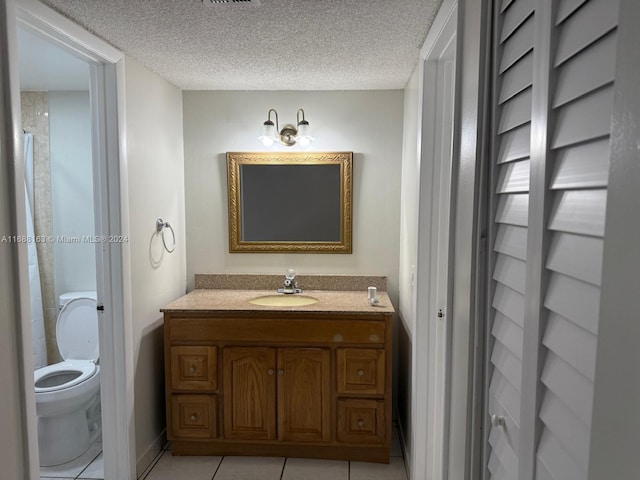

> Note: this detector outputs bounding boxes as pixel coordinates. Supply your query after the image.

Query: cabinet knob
[490,414,505,428]
[357,369,365,376]
[278,369,284,376]
[268,369,274,375]
[357,419,364,427]
[190,414,197,421]
[189,366,196,374]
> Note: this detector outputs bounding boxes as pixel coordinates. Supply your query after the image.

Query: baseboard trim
[136,429,166,479]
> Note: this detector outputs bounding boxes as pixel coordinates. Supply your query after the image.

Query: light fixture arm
[296,108,307,126]
[267,108,279,132]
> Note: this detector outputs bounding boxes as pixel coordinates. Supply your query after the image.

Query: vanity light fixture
[258,108,314,147]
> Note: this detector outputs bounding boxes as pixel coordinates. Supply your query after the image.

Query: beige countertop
[161,288,395,315]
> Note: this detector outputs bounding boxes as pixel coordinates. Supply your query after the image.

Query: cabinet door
[277,348,331,442]
[223,347,276,440]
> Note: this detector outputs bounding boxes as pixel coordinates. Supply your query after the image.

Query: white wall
[399,66,420,334]
[182,90,403,307]
[122,56,186,473]
[48,91,96,299]
[397,63,421,465]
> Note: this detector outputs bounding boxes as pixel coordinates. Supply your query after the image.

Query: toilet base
[38,408,98,466]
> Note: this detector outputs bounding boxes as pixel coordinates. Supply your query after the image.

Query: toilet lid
[56,297,99,362]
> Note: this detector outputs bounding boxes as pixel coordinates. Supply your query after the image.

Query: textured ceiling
[40,0,442,90]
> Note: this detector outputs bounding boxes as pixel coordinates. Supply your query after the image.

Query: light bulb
[298,136,312,147]
[295,122,312,146]
[259,121,277,146]
[259,136,275,147]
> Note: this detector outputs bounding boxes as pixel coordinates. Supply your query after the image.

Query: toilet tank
[59,291,97,310]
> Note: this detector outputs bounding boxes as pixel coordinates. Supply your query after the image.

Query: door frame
[411,1,458,479]
[8,0,136,478]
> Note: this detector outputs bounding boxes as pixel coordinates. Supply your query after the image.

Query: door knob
[490,414,505,428]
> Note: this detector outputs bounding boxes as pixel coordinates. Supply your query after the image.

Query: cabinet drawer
[169,317,385,345]
[171,394,217,439]
[336,348,385,395]
[171,346,217,391]
[337,399,385,444]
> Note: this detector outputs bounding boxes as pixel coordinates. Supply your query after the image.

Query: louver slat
[493,283,525,328]
[553,31,616,107]
[489,426,519,478]
[496,159,530,193]
[491,341,523,391]
[548,189,607,237]
[555,0,588,25]
[500,0,534,43]
[495,194,529,227]
[498,89,532,133]
[490,370,522,422]
[500,14,534,73]
[493,255,526,295]
[499,52,534,104]
[543,313,597,382]
[551,86,614,149]
[544,272,600,335]
[541,351,593,427]
[497,124,530,164]
[554,0,619,66]
[539,390,590,468]
[546,232,603,286]
[492,311,524,359]
[551,138,610,190]
[537,429,586,480]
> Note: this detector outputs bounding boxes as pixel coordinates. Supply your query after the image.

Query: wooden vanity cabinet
[163,311,392,463]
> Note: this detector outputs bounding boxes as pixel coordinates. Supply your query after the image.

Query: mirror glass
[227,152,352,253]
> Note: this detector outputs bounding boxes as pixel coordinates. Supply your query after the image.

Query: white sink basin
[249,294,319,307]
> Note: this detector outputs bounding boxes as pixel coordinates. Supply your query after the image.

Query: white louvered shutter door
[536,0,618,479]
[487,1,534,478]
[485,1,619,480]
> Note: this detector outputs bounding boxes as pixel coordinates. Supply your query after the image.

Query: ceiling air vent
[202,0,261,4]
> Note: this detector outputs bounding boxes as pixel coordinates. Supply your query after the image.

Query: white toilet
[34,291,101,466]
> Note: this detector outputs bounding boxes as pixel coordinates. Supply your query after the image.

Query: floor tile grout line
[210,455,224,480]
[278,457,288,480]
[139,448,167,480]
[74,448,103,480]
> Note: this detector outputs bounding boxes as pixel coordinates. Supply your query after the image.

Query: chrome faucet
[278,268,302,294]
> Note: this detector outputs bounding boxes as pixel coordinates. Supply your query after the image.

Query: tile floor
[39,429,406,480]
[139,428,406,480]
[40,441,104,479]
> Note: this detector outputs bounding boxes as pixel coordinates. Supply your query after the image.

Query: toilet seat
[34,297,100,394]
[56,297,99,362]
[34,360,97,393]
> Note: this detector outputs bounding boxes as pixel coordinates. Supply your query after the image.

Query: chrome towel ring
[156,218,175,253]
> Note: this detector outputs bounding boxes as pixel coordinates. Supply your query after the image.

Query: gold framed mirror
[227,152,353,253]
